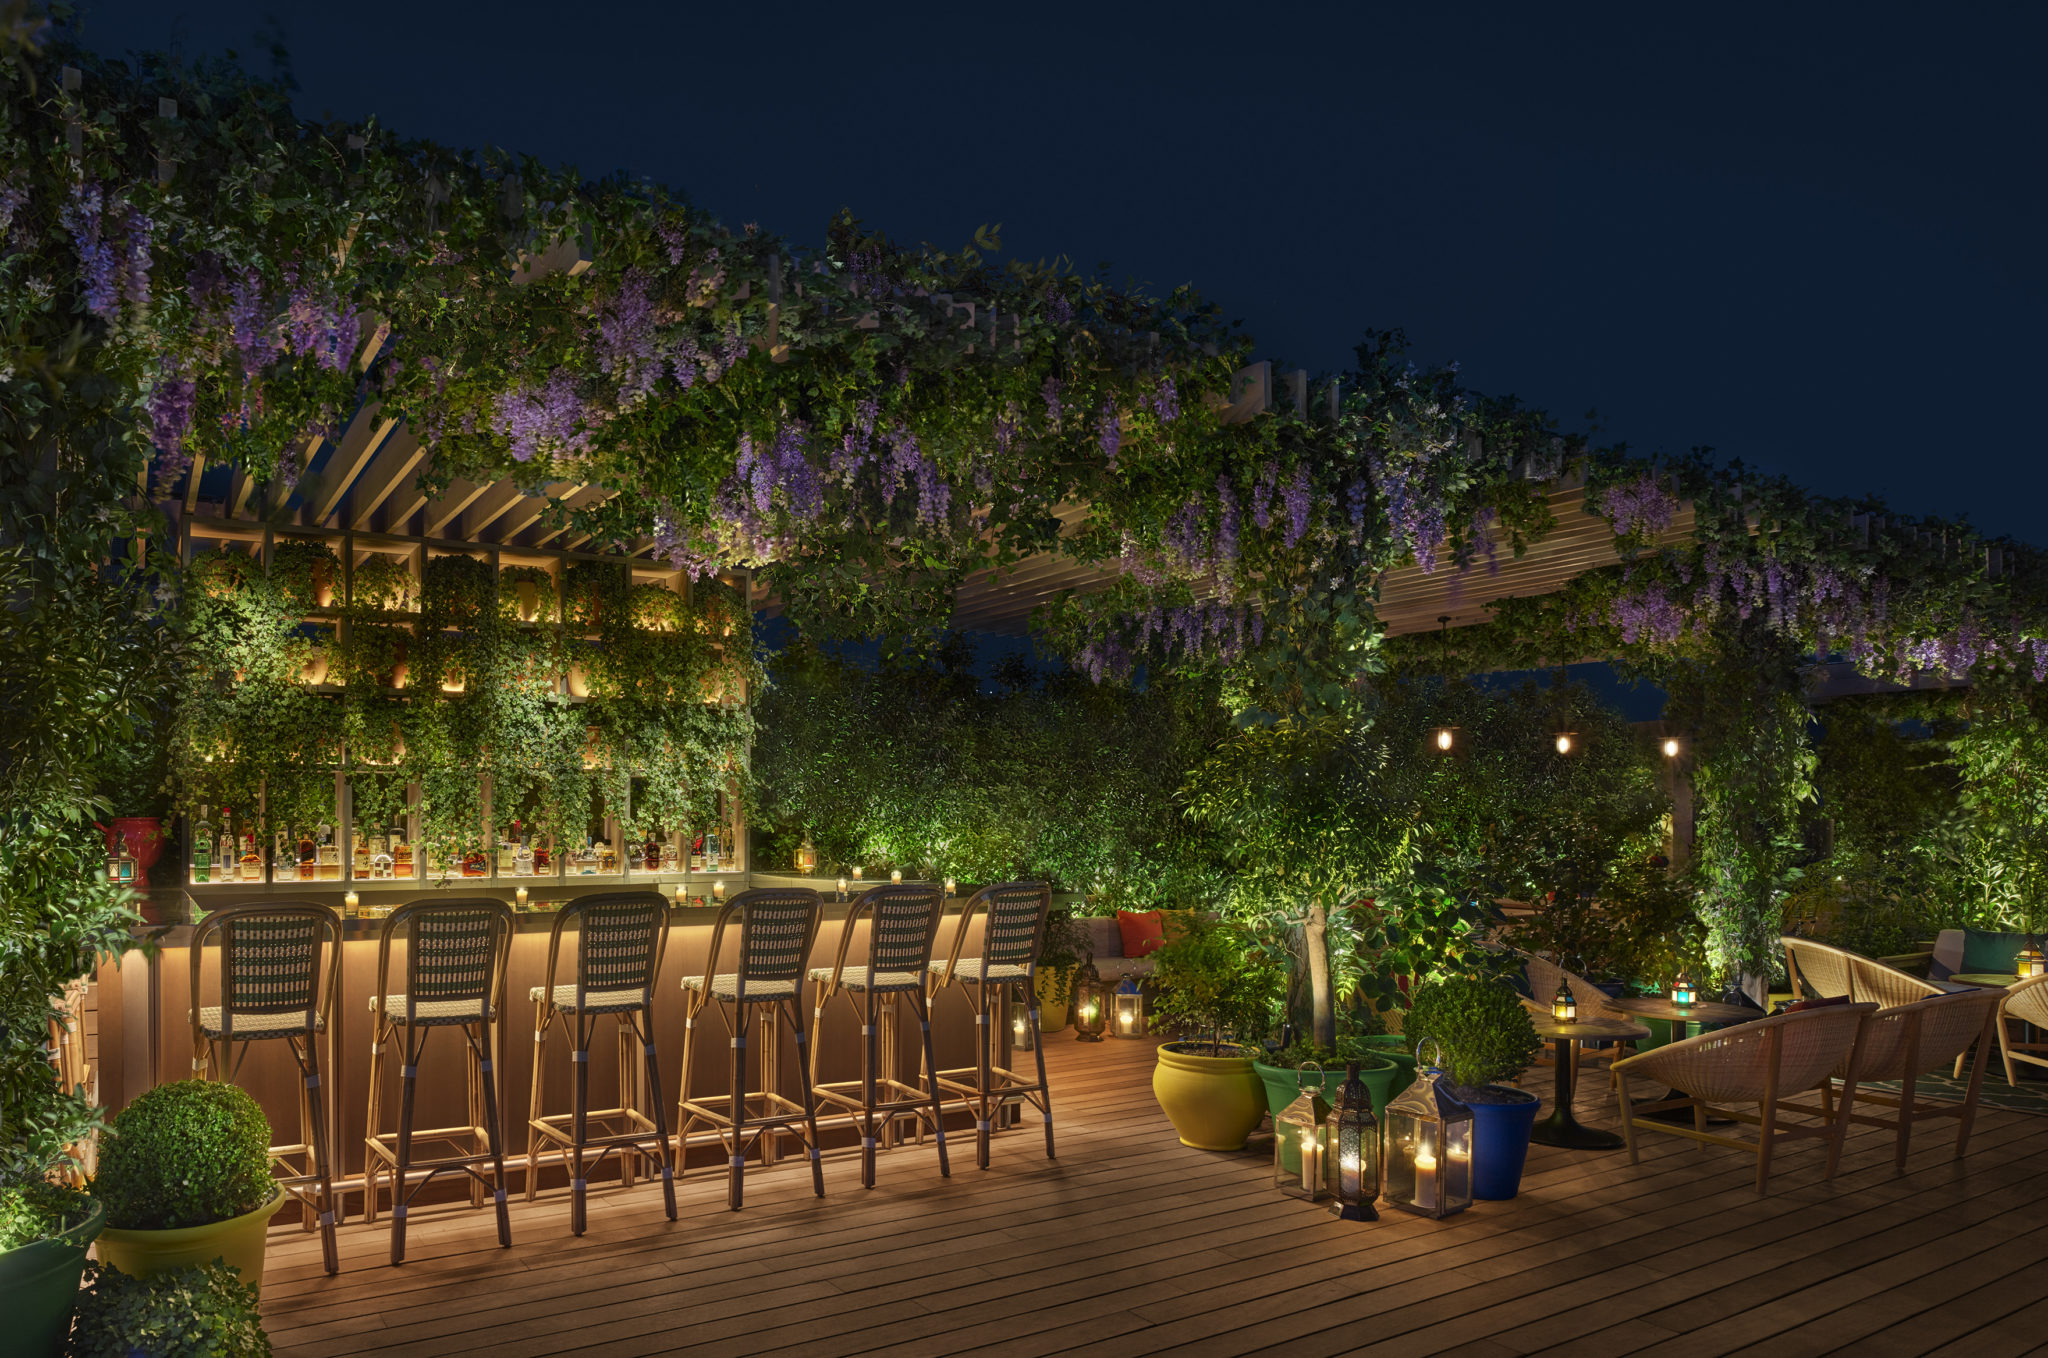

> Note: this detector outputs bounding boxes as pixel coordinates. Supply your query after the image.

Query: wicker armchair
[1992,973,2048,1083]
[1779,988,2001,1171]
[1782,936,1942,1009]
[1611,1002,1876,1193]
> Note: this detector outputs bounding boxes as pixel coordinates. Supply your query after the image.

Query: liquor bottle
[390,814,413,878]
[689,833,704,873]
[703,822,722,871]
[297,825,318,878]
[238,828,263,883]
[106,830,136,885]
[351,828,371,878]
[367,819,389,866]
[497,822,519,876]
[274,829,298,883]
[659,836,678,873]
[598,838,618,874]
[574,838,599,876]
[216,807,235,884]
[642,834,660,872]
[514,832,534,877]
[461,841,488,878]
[316,823,341,881]
[192,809,214,883]
[371,846,395,880]
[531,838,550,874]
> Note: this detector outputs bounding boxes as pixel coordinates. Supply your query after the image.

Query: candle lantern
[1011,989,1036,1051]
[1071,962,1107,1041]
[836,875,848,903]
[1671,972,1696,1008]
[1110,977,1147,1037]
[795,834,817,874]
[2019,948,2045,979]
[891,867,903,884]
[1382,1042,1473,1220]
[1329,1061,1380,1220]
[1550,985,1576,1023]
[1432,726,1457,753]
[1274,1064,1333,1202]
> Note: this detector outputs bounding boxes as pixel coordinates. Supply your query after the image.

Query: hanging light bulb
[1434,727,1455,752]
[1554,732,1574,755]
[1662,737,1681,758]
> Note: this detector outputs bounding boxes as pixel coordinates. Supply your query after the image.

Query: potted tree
[0,1179,104,1356]
[1148,914,1283,1150]
[1403,976,1546,1200]
[1034,906,1088,1034]
[92,1082,284,1291]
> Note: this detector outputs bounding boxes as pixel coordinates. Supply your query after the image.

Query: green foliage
[69,1263,271,1358]
[1149,913,1283,1054]
[1515,859,1709,989]
[92,1081,273,1230]
[1403,975,1544,1091]
[0,1178,92,1250]
[753,637,1225,898]
[1347,879,1518,1014]
[1034,906,1089,1006]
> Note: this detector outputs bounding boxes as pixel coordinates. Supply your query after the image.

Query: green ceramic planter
[0,1195,104,1358]
[1357,1037,1419,1097]
[1254,1055,1397,1119]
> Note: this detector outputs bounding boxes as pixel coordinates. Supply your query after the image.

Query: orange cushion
[1116,909,1167,958]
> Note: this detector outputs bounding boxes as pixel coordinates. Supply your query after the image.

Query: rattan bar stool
[676,886,826,1210]
[806,884,951,1187]
[188,901,343,1275]
[361,898,515,1264]
[526,891,677,1236]
[924,882,1055,1170]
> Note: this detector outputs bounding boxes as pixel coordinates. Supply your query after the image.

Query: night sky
[73,2,2046,542]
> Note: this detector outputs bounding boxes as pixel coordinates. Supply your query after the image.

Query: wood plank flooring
[260,1037,2048,1357]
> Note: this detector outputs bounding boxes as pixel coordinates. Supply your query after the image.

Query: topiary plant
[69,1262,272,1358]
[0,1179,94,1251]
[1149,913,1284,1055]
[1402,975,1544,1093]
[92,1082,273,1231]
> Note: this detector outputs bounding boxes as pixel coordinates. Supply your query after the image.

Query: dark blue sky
[76,2,2046,540]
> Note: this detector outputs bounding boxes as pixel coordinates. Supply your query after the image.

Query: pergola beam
[346,428,426,531]
[304,404,399,526]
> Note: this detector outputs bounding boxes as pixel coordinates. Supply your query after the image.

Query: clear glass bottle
[106,830,136,885]
[514,831,534,877]
[659,836,678,873]
[273,829,296,883]
[192,809,214,883]
[215,807,236,883]
[573,837,599,875]
[316,822,341,881]
[703,822,722,871]
[497,822,520,876]
[598,837,618,875]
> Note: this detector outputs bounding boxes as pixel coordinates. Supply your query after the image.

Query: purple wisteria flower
[1611,585,1685,645]
[1599,474,1678,540]
[1147,376,1180,423]
[60,180,120,321]
[491,369,595,462]
[1041,375,1064,428]
[1044,288,1073,327]
[0,173,26,235]
[596,267,661,407]
[1097,398,1121,466]
[1251,462,1277,532]
[228,267,280,373]
[120,207,153,315]
[147,372,197,486]
[1281,464,1313,549]
[1214,476,1240,565]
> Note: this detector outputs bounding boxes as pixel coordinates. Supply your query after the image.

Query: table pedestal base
[1529,1037,1625,1151]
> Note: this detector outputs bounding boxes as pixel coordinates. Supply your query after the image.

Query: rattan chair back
[1519,951,1627,1021]
[729,887,824,993]
[191,901,339,1039]
[865,884,946,975]
[547,891,672,1010]
[1614,1002,1875,1105]
[375,898,514,1026]
[979,882,1051,971]
[2006,973,2048,1028]
[1782,936,1940,1009]
[1835,987,2003,1082]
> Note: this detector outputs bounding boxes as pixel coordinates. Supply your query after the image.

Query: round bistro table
[1950,973,2020,988]
[1528,1016,1651,1150]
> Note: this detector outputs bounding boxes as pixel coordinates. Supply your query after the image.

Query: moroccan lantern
[1382,1041,1473,1220]
[1329,1061,1380,1221]
[1071,962,1107,1041]
[1551,986,1577,1023]
[1273,1065,1332,1203]
[2019,948,2045,980]
[1111,977,1147,1037]
[795,834,818,874]
[1671,972,1697,1008]
[1011,990,1036,1051]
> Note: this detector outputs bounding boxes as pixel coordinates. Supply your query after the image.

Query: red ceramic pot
[100,816,166,870]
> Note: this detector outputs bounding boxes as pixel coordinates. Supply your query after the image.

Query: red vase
[99,817,166,870]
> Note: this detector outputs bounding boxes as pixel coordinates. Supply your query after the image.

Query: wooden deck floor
[260,1037,2048,1358]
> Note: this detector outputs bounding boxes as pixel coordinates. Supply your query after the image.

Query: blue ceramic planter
[1463,1087,1541,1200]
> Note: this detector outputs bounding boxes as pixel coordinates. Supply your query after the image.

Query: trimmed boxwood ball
[69,1262,272,1358]
[93,1081,274,1231]
[1403,976,1544,1093]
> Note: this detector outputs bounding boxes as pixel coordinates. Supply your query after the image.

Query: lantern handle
[1416,1037,1446,1073]
[1296,1059,1324,1091]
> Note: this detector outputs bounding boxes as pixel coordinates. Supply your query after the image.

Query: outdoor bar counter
[92,874,1022,1210]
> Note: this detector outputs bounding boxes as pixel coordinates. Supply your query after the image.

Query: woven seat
[680,973,800,1000]
[1996,973,2048,1083]
[927,958,1029,982]
[807,965,922,992]
[1783,936,1942,1009]
[193,1006,324,1039]
[530,983,653,1013]
[372,994,491,1026]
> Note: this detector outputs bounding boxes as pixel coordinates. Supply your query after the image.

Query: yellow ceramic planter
[96,1189,285,1293]
[1152,1042,1265,1150]
[1034,971,1071,1034]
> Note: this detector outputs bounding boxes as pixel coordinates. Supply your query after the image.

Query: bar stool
[188,901,343,1275]
[806,883,951,1187]
[676,886,826,1209]
[924,882,1055,1170]
[361,898,515,1264]
[527,891,676,1236]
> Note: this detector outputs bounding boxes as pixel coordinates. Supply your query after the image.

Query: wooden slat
[421,476,491,539]
[458,480,529,542]
[346,428,427,531]
[304,404,400,526]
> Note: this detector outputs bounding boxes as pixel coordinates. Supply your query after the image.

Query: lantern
[796,834,818,874]
[836,875,848,902]
[1553,731,1576,755]
[1551,986,1576,1023]
[1329,1061,1380,1221]
[1432,726,1456,753]
[891,867,903,883]
[1671,972,1696,1008]
[1382,1042,1473,1220]
[944,877,957,898]
[2019,948,2045,979]
[1661,736,1682,758]
[1071,962,1107,1041]
[1011,989,1036,1051]
[1273,1065,1332,1203]
[1111,977,1147,1037]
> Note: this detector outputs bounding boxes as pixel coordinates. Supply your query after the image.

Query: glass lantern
[1671,972,1697,1008]
[1550,986,1576,1022]
[2019,948,2045,979]
[1382,1041,1473,1220]
[1071,962,1107,1041]
[1111,978,1147,1037]
[1329,1061,1380,1221]
[1273,1064,1332,1203]
[1011,985,1036,1051]
[796,834,818,874]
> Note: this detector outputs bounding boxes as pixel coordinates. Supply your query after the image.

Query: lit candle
[891,867,902,883]
[674,882,689,907]
[1013,1014,1026,1041]
[1300,1130,1320,1193]
[1121,1009,1134,1032]
[343,889,360,918]
[712,880,725,901]
[944,877,956,897]
[837,875,847,901]
[1340,1149,1362,1199]
[1413,1145,1438,1211]
[516,885,528,909]
[852,866,863,880]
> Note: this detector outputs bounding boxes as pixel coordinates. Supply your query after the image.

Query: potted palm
[1403,976,1545,1200]
[1148,914,1283,1150]
[0,1179,104,1356]
[92,1082,284,1291]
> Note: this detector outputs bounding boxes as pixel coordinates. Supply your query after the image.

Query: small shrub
[1403,975,1544,1092]
[1150,913,1283,1054]
[93,1082,272,1231]
[69,1262,271,1358]
[0,1180,93,1251]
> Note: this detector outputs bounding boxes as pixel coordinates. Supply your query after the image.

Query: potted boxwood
[1148,915,1282,1150]
[0,1179,104,1356]
[92,1082,284,1291]
[1403,976,1546,1200]
[1033,906,1088,1034]
[69,1260,271,1357]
